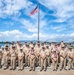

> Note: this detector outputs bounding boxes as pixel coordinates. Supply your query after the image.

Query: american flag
[30,6,38,15]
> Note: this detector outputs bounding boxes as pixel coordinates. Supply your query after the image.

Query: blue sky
[0,0,74,42]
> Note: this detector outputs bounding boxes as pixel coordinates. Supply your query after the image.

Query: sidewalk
[0,67,74,75]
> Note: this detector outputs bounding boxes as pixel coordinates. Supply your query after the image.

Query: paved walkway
[0,67,74,75]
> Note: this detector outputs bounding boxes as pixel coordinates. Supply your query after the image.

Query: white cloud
[0,0,74,42]
[0,0,48,33]
[4,21,14,27]
[21,19,47,33]
[0,0,3,7]
[39,0,74,22]
[12,16,48,33]
[0,30,49,41]
[68,19,74,29]
[0,0,47,33]
[43,24,67,32]
[18,18,38,33]
[0,30,23,41]
[49,25,67,32]
[0,0,33,18]
[0,30,74,42]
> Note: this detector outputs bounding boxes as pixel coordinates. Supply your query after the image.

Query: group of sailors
[0,41,74,71]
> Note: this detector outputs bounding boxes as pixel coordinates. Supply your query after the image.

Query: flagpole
[38,3,40,41]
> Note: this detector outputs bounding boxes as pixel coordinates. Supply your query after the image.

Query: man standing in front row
[40,47,47,71]
[67,47,74,70]
[35,43,41,66]
[18,48,24,71]
[45,46,51,67]
[29,47,35,71]
[3,46,9,70]
[10,46,16,70]
[59,46,67,70]
[51,50,58,71]
[23,44,30,67]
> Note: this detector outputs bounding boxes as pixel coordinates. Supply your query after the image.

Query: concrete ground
[0,67,74,75]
